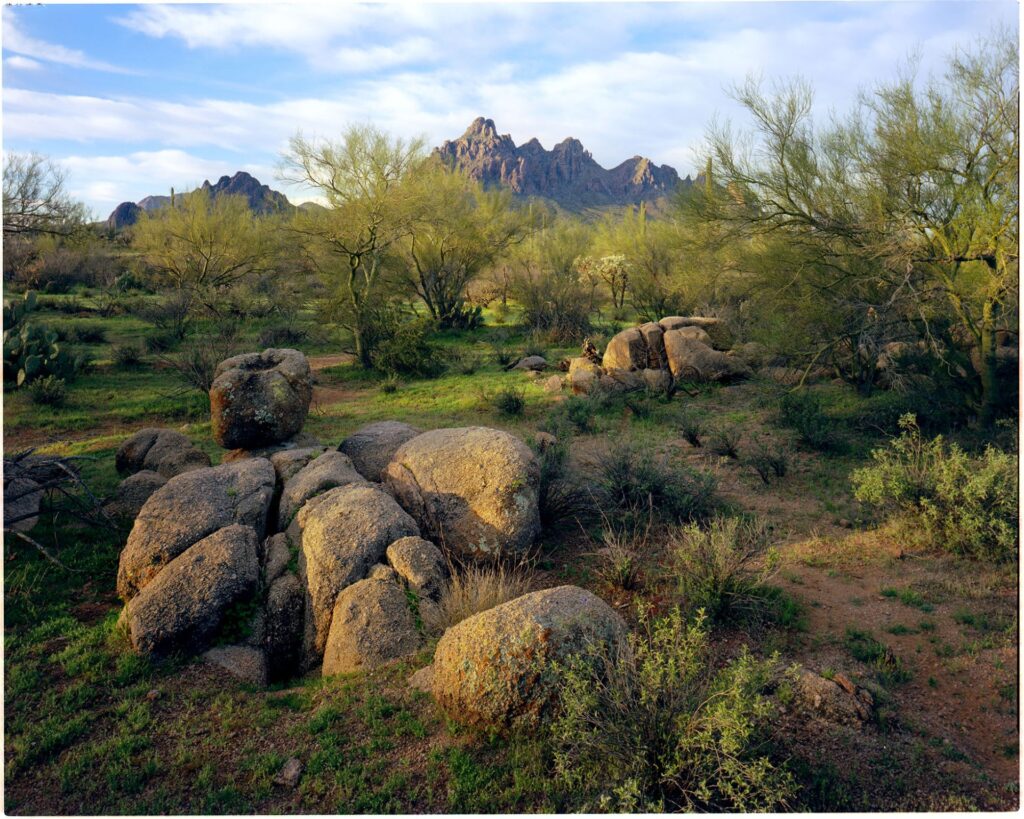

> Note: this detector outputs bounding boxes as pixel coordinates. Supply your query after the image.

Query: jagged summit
[106,171,292,231]
[435,118,685,209]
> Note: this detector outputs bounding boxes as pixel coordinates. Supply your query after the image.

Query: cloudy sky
[2,1,1016,217]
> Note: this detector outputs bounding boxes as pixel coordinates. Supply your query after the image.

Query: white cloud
[4,55,42,71]
[2,13,134,74]
[60,149,279,214]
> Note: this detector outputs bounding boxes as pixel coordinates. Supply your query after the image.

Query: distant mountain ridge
[106,171,292,230]
[435,117,690,209]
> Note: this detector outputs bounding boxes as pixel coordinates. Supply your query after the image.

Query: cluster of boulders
[111,347,617,708]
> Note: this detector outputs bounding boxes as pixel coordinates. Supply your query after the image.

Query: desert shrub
[515,270,594,343]
[112,344,143,369]
[851,414,1017,561]
[678,409,704,447]
[3,293,83,386]
[492,385,526,416]
[595,439,717,530]
[369,317,445,378]
[144,331,178,353]
[747,436,788,485]
[670,516,782,623]
[448,348,480,376]
[590,510,649,591]
[34,294,86,314]
[547,394,596,434]
[489,332,515,367]
[379,375,400,394]
[423,563,534,634]
[708,425,742,458]
[69,325,107,344]
[778,390,842,452]
[623,393,654,419]
[533,432,592,530]
[258,324,307,348]
[28,375,67,407]
[161,332,244,394]
[132,291,193,340]
[550,607,794,812]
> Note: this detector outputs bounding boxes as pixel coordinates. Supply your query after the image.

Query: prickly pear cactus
[3,291,78,386]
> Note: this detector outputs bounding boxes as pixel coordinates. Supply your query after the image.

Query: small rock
[409,664,434,693]
[273,757,303,789]
[533,431,558,452]
[512,355,548,371]
[203,645,268,686]
[542,375,563,393]
[145,689,161,701]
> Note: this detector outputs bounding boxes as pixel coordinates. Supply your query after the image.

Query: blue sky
[2,1,1017,217]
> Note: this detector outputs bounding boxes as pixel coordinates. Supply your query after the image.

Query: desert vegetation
[2,28,1018,815]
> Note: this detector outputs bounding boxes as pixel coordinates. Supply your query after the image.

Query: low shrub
[708,425,742,458]
[550,607,794,812]
[533,432,592,530]
[144,331,178,354]
[492,385,526,416]
[112,344,143,369]
[69,325,107,344]
[369,318,445,378]
[161,333,244,394]
[424,563,534,634]
[778,390,842,452]
[595,439,717,530]
[379,375,400,394]
[28,375,67,407]
[670,515,781,623]
[678,409,704,447]
[747,436,789,485]
[548,395,596,434]
[851,414,1017,561]
[258,324,307,348]
[590,511,649,591]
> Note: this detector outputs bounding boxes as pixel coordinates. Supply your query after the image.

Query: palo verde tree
[281,125,427,367]
[694,28,1018,419]
[402,160,537,329]
[2,153,89,237]
[132,188,277,315]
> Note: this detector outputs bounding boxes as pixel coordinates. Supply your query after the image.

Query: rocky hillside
[435,117,690,210]
[106,171,292,231]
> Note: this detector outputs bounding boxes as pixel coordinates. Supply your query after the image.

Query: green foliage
[747,436,788,484]
[678,408,704,446]
[491,384,526,416]
[595,439,717,530]
[671,516,782,623]
[28,375,68,407]
[368,316,446,378]
[851,414,1017,560]
[550,608,794,812]
[532,432,592,530]
[112,344,143,369]
[843,628,911,685]
[708,424,742,458]
[548,394,596,434]
[778,389,843,452]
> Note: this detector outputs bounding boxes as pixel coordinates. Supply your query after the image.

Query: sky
[2,1,1017,218]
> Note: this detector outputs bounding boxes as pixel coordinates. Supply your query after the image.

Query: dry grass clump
[423,562,535,634]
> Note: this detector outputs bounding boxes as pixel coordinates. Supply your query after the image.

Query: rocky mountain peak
[434,117,686,210]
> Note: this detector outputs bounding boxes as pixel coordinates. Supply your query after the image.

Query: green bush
[671,516,781,623]
[69,325,107,344]
[492,385,526,416]
[3,292,82,386]
[532,432,592,530]
[851,414,1017,560]
[369,317,445,378]
[778,390,841,452]
[747,436,788,485]
[549,395,596,434]
[678,409,704,447]
[708,424,742,458]
[550,607,794,812]
[595,439,717,529]
[112,344,143,369]
[28,375,67,407]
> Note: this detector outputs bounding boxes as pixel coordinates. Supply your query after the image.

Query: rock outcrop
[384,427,541,559]
[115,427,211,479]
[117,458,275,600]
[431,586,628,730]
[120,525,260,657]
[276,451,368,530]
[663,330,752,383]
[209,348,313,450]
[338,421,422,483]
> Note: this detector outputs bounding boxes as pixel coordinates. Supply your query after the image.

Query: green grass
[844,628,913,685]
[880,586,935,612]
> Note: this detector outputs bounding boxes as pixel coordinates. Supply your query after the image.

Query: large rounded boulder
[663,331,751,383]
[119,524,260,657]
[383,427,541,559]
[338,421,421,483]
[276,450,368,530]
[117,458,275,601]
[286,483,419,666]
[209,348,313,450]
[321,576,423,676]
[601,327,647,371]
[431,586,628,730]
[659,316,734,351]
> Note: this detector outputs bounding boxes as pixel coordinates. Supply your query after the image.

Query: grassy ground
[4,291,1018,812]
